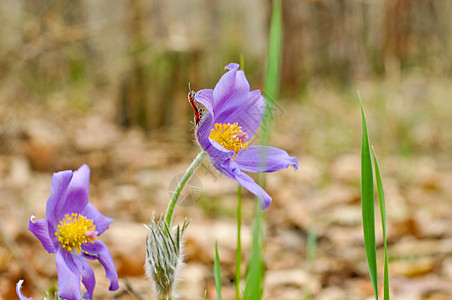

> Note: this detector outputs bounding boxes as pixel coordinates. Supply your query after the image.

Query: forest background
[0,0,451,299]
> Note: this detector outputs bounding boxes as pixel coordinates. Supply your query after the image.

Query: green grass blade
[302,224,317,300]
[359,92,379,299]
[244,207,264,300]
[214,241,222,300]
[235,186,242,300]
[306,224,317,272]
[243,2,282,299]
[261,0,283,149]
[373,147,390,300]
[240,54,245,71]
[263,0,283,104]
[258,0,283,187]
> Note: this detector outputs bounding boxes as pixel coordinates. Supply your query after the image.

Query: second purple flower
[25,164,118,300]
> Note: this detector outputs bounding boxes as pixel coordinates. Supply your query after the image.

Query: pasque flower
[194,63,298,210]
[25,164,118,300]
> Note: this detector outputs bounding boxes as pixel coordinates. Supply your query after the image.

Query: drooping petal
[235,146,299,173]
[73,254,96,300]
[222,165,273,210]
[28,216,57,253]
[59,164,91,218]
[46,170,73,228]
[214,66,250,121]
[82,240,119,291]
[16,280,33,300]
[81,203,113,236]
[216,90,266,140]
[55,249,82,300]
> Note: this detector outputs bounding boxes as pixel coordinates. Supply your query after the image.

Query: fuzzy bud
[145,215,189,300]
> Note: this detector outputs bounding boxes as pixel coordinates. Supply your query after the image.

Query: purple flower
[194,63,298,210]
[26,165,118,300]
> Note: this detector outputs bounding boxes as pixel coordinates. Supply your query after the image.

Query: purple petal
[213,64,250,118]
[82,240,119,291]
[195,90,215,152]
[207,139,235,163]
[212,63,240,108]
[16,280,33,300]
[46,170,73,228]
[222,165,273,210]
[225,62,240,70]
[219,90,266,140]
[81,204,113,236]
[195,113,213,151]
[235,146,299,173]
[59,164,91,218]
[73,255,96,300]
[28,216,57,253]
[55,249,81,300]
[194,89,214,119]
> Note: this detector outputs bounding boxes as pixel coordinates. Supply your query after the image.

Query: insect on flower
[188,83,203,126]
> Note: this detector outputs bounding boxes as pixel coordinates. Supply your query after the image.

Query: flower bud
[145,215,189,300]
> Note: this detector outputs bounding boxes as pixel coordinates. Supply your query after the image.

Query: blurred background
[1,0,452,299]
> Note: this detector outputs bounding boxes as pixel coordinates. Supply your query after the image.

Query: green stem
[164,151,206,225]
[158,292,171,300]
[235,186,242,300]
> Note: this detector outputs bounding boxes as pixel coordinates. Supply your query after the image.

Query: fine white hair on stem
[144,214,189,300]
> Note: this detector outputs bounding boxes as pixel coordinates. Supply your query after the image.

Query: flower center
[55,213,97,253]
[209,122,248,159]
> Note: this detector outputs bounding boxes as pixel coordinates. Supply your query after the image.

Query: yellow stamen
[55,213,97,253]
[209,122,248,159]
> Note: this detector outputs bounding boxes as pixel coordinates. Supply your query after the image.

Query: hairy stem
[164,151,206,225]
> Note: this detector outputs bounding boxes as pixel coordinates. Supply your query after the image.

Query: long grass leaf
[235,186,242,300]
[302,224,317,300]
[373,147,390,300]
[240,54,245,71]
[359,92,379,299]
[261,0,283,149]
[214,241,222,300]
[244,2,283,300]
[243,207,264,300]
